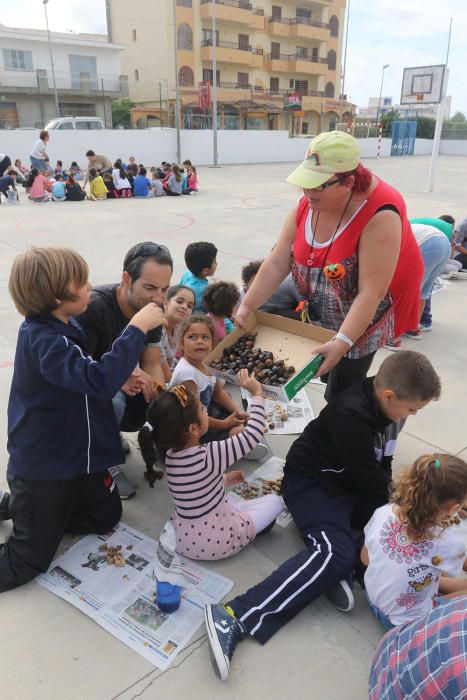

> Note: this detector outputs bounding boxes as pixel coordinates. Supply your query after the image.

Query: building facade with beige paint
[106,0,354,133]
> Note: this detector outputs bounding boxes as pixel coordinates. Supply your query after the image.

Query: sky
[2,0,466,115]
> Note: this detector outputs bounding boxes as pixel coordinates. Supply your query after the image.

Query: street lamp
[43,0,60,118]
[375,63,389,127]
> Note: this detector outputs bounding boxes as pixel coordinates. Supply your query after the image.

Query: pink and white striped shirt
[166,397,265,560]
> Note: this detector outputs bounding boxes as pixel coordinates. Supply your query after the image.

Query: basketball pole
[428,18,452,192]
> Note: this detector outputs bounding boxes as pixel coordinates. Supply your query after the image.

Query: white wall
[0,129,397,168]
[439,140,467,156]
[8,128,467,167]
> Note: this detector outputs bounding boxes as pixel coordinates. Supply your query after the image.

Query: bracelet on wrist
[333,332,354,348]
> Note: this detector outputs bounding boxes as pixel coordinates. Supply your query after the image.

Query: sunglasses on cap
[124,242,172,267]
[307,176,346,193]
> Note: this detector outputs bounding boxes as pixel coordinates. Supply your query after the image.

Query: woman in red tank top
[237,132,423,401]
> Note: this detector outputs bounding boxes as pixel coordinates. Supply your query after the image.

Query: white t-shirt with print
[169,356,216,408]
[364,504,465,626]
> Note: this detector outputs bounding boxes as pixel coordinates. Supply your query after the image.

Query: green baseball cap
[286,131,361,189]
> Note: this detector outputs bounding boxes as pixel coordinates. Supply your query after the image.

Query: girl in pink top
[203,281,240,346]
[187,165,198,192]
[146,371,283,560]
[26,168,49,202]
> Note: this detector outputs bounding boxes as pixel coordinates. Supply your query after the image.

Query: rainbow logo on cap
[305,148,320,166]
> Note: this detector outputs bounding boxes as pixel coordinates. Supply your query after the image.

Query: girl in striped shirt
[147,370,284,562]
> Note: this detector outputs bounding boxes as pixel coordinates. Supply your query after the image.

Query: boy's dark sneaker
[325,578,354,612]
[0,490,11,521]
[204,604,246,681]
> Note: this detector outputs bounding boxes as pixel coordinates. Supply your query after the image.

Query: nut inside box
[206,311,334,401]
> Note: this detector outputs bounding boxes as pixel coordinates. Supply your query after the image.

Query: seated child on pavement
[0,246,165,592]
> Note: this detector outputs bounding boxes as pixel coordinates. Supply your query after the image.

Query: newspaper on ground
[36,522,233,670]
[229,456,292,528]
[240,387,314,435]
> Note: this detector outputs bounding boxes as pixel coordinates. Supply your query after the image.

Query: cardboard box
[206,311,334,401]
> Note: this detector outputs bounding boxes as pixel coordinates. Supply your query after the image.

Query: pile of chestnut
[209,332,295,386]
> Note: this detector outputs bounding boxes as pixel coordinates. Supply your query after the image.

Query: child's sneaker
[325,578,354,612]
[384,338,401,351]
[0,490,11,521]
[403,329,422,340]
[204,604,246,680]
[419,321,432,332]
[156,580,181,613]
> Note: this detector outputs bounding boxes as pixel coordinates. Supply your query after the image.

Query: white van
[44,116,105,130]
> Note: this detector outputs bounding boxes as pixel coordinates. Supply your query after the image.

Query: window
[202,28,219,45]
[269,77,279,93]
[294,80,308,95]
[132,29,137,41]
[271,42,281,59]
[238,34,250,51]
[76,120,101,129]
[296,7,311,20]
[134,69,139,81]
[69,55,98,89]
[327,49,336,70]
[57,122,73,130]
[312,47,318,60]
[289,79,294,88]
[60,103,96,117]
[177,23,193,50]
[3,49,33,71]
[301,122,309,135]
[178,66,194,86]
[237,72,249,88]
[329,15,339,37]
[202,68,220,86]
[325,81,335,98]
[296,46,308,58]
[271,5,282,20]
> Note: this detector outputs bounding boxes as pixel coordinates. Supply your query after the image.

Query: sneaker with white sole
[204,604,246,681]
[384,338,401,351]
[403,329,422,340]
[108,465,136,500]
[325,578,354,612]
[419,321,432,332]
[243,442,269,462]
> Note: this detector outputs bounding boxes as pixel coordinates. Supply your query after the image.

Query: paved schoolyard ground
[1,154,467,700]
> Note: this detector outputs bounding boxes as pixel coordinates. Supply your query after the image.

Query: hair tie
[433,458,442,469]
[170,385,188,408]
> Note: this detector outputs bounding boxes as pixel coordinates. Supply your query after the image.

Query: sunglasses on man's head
[124,243,171,267]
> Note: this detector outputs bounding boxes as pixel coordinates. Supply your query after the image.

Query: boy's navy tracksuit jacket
[7,314,145,481]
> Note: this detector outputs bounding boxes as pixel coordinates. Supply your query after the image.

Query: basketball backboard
[400,65,445,105]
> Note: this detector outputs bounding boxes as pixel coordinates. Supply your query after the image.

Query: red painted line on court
[145,212,195,236]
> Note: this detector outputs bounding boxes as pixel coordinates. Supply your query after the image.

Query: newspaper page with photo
[36,523,233,670]
[229,456,292,527]
[240,387,314,435]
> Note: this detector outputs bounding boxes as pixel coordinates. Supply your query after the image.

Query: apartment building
[106,0,354,133]
[0,23,128,128]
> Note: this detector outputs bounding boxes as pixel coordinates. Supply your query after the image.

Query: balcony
[267,16,330,41]
[265,53,329,76]
[201,39,264,68]
[200,0,265,30]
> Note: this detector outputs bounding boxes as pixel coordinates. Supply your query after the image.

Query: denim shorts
[30,156,47,172]
[419,235,451,299]
[366,592,395,631]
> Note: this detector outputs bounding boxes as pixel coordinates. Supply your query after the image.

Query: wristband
[333,332,353,348]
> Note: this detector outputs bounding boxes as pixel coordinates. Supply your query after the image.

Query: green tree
[111,98,135,128]
[451,111,466,122]
[380,110,400,137]
[416,116,436,139]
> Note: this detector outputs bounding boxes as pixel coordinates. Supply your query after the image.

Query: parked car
[44,117,105,130]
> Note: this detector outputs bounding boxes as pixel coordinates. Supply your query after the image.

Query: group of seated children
[1,241,466,675]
